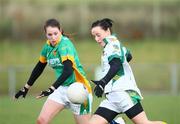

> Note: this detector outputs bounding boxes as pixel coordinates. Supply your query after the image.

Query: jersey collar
[103,34,116,46]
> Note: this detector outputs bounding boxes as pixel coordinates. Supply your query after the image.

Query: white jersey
[101,35,142,97]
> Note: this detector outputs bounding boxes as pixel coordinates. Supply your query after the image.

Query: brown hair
[44,18,75,41]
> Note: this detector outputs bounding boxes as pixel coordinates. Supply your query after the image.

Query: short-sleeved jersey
[39,35,92,93]
[101,35,142,97]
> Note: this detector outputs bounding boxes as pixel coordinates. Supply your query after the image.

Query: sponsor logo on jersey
[47,58,62,67]
[113,44,119,50]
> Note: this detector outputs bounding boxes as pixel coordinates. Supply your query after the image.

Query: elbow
[126,53,132,62]
[65,67,73,77]
[111,62,121,73]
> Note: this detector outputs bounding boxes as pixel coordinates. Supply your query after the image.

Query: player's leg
[36,99,65,124]
[125,102,166,124]
[88,114,109,124]
[72,93,93,124]
[88,91,129,124]
[74,109,123,124]
[110,117,126,124]
[74,114,91,124]
[131,111,166,124]
[88,114,126,124]
[37,86,67,124]
[89,106,119,124]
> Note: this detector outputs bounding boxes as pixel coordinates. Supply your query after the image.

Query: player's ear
[59,28,63,33]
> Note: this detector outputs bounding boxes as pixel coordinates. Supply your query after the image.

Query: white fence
[0,63,179,97]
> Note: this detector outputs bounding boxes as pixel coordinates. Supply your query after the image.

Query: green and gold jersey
[39,35,92,93]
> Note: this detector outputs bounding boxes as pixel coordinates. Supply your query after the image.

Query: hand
[91,80,106,97]
[126,52,132,62]
[36,87,54,99]
[14,86,29,99]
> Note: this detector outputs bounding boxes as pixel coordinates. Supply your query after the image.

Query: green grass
[0,95,179,124]
[127,39,180,64]
[141,95,180,124]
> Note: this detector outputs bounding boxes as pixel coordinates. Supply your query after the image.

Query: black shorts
[94,102,144,122]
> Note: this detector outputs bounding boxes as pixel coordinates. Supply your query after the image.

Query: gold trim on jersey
[39,56,47,63]
[61,55,92,93]
[61,55,74,63]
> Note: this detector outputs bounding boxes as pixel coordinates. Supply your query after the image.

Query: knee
[36,116,48,124]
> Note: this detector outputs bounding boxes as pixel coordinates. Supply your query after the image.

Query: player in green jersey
[89,18,166,124]
[14,18,92,124]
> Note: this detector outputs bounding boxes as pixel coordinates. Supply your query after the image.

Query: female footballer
[14,18,92,124]
[89,18,167,124]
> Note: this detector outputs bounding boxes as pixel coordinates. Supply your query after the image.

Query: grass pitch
[0,94,179,124]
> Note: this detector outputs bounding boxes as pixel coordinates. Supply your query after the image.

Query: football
[67,82,88,104]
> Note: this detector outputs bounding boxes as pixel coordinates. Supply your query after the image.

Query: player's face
[91,26,110,47]
[45,26,62,46]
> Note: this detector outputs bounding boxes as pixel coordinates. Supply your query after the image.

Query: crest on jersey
[53,50,57,56]
[113,44,119,50]
[108,37,118,42]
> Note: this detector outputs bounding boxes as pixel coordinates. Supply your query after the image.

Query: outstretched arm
[36,59,73,99]
[92,58,122,97]
[27,61,47,86]
[14,61,47,99]
[52,59,73,89]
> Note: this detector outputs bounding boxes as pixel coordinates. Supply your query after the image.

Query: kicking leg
[36,99,65,124]
[74,114,91,124]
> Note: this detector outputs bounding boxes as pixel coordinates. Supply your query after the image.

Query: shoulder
[105,36,120,48]
[58,36,75,50]
[40,41,51,55]
[61,36,72,44]
[41,41,50,50]
[104,35,119,43]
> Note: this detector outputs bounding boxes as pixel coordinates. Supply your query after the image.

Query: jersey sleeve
[39,44,47,63]
[106,41,124,63]
[122,46,132,62]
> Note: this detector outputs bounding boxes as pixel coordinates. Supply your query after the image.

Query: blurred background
[0,0,180,124]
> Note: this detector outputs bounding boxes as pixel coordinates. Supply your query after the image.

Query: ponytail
[91,18,113,33]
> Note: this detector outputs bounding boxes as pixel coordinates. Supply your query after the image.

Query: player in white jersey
[100,35,142,95]
[89,18,166,124]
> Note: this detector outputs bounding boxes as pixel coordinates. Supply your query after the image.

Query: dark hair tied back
[101,18,113,28]
[91,18,113,32]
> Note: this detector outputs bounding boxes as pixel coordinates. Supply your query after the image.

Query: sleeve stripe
[39,56,47,63]
[61,55,74,62]
[62,55,92,93]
